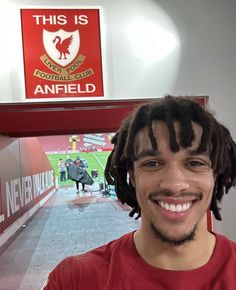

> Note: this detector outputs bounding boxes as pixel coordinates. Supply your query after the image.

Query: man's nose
[159,165,190,194]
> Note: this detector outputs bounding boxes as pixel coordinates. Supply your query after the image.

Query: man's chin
[150,222,196,246]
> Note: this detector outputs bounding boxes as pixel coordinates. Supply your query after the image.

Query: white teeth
[170,204,175,211]
[176,204,182,212]
[158,201,192,212]
[164,203,170,210]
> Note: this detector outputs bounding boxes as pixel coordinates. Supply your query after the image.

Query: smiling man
[43,96,236,289]
[131,121,215,251]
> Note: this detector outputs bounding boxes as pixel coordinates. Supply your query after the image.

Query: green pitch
[47,151,111,187]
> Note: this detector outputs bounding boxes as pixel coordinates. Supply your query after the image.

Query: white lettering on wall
[34,83,96,95]
[6,181,14,218]
[5,170,54,217]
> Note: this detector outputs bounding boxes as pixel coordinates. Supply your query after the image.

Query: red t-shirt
[43,232,236,290]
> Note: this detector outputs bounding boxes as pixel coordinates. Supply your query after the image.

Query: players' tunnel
[0,97,208,246]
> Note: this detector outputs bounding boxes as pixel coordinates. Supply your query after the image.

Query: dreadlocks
[104,96,236,220]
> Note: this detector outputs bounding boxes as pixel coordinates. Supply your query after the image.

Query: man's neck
[133,225,216,270]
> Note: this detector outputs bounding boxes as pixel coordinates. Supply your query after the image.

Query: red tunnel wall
[0,135,56,242]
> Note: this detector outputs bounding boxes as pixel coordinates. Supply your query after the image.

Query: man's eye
[143,160,160,168]
[187,160,207,167]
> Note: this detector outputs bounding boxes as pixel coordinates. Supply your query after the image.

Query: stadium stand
[38,133,113,153]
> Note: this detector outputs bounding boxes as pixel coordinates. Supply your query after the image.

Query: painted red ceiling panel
[0,97,208,137]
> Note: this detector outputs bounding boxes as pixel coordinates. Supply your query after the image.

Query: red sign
[21,9,104,98]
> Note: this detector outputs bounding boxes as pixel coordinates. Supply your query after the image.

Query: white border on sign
[19,6,107,102]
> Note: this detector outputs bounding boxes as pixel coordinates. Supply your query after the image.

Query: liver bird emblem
[53,35,73,59]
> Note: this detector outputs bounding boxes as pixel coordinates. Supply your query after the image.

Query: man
[68,156,93,193]
[43,96,236,289]
[57,158,66,181]
[80,158,89,169]
[65,155,73,179]
[67,156,86,193]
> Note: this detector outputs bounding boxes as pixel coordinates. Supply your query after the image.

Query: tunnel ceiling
[0,99,151,137]
[0,97,207,138]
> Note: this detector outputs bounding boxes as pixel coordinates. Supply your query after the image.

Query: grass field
[47,151,111,187]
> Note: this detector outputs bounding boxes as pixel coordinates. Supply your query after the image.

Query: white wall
[0,0,236,239]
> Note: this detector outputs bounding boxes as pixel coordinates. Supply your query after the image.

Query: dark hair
[104,96,236,220]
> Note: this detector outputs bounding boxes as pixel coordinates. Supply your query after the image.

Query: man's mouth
[157,201,192,213]
[149,193,201,215]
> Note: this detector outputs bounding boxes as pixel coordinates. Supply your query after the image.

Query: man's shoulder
[216,232,236,251]
[216,232,236,243]
[69,231,132,265]
[213,232,236,270]
[44,232,133,289]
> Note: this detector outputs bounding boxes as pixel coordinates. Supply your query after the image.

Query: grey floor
[0,187,140,290]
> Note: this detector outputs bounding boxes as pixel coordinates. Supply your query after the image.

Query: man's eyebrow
[134,148,210,161]
[135,148,210,159]
[135,149,160,160]
[186,149,210,157]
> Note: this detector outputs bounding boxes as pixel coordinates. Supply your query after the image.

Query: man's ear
[128,169,135,188]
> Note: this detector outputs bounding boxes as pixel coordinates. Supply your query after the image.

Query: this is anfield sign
[21,9,104,99]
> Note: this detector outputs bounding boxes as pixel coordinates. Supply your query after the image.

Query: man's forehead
[134,127,151,145]
[133,121,203,152]
[134,120,202,137]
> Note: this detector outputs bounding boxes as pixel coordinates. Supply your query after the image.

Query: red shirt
[43,232,236,290]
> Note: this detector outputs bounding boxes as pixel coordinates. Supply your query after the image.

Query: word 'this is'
[32,14,89,25]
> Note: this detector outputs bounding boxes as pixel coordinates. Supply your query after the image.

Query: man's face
[130,121,215,245]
